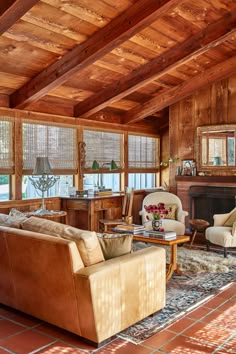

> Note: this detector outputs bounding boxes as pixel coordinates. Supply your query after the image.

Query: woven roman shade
[22,121,78,174]
[83,130,122,168]
[0,116,14,174]
[128,135,158,168]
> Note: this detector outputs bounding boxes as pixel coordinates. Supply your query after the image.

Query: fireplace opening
[189,186,236,225]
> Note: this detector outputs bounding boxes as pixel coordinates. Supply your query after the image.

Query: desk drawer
[64,200,88,210]
[101,198,122,209]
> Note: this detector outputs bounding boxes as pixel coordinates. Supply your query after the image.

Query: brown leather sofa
[0,224,166,346]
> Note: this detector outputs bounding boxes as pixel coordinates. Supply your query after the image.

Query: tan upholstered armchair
[139,191,188,235]
[205,208,236,258]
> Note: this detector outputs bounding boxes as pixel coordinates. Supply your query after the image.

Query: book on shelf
[145,230,177,240]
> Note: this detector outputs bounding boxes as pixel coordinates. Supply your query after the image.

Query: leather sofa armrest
[73,246,166,344]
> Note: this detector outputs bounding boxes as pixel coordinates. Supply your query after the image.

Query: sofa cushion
[0,212,28,229]
[21,217,105,266]
[223,209,236,227]
[97,233,133,260]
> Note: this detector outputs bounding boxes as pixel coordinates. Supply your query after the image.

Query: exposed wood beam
[10,0,180,109]
[74,10,236,117]
[123,55,236,124]
[0,94,9,108]
[0,0,40,35]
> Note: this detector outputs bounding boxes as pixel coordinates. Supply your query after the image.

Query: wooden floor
[0,282,235,354]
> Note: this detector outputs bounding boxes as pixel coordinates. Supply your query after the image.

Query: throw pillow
[97,233,133,260]
[21,217,105,266]
[0,212,28,229]
[223,209,236,227]
[165,204,177,220]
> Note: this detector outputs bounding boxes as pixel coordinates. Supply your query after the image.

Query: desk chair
[99,187,134,232]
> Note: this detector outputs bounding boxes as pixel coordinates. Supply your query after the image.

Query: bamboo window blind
[128,135,158,168]
[83,130,122,169]
[0,116,14,174]
[22,121,78,173]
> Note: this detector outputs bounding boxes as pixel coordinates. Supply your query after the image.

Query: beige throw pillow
[0,212,28,229]
[165,204,177,220]
[97,233,133,260]
[21,217,105,266]
[223,209,236,227]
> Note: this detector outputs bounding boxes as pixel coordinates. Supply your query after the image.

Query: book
[116,224,145,231]
[145,230,177,240]
[112,227,144,235]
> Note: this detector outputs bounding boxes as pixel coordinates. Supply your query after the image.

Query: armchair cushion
[140,192,188,235]
[223,209,236,227]
[97,233,133,260]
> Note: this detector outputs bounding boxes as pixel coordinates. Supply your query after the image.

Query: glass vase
[152,218,162,231]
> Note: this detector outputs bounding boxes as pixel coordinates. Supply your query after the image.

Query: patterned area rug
[118,262,236,344]
[134,242,236,273]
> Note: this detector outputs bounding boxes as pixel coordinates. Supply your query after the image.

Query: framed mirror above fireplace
[197,124,236,172]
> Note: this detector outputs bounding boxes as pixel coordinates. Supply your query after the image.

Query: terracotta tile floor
[0,282,235,354]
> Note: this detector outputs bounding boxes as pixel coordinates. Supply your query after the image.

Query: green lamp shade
[110,160,118,170]
[92,160,99,170]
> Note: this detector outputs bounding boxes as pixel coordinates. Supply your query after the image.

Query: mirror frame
[196,124,236,172]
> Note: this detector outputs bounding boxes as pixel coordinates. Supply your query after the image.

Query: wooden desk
[61,194,123,232]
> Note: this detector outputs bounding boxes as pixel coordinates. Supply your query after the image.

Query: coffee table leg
[166,244,182,282]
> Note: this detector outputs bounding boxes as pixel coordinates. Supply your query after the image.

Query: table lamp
[29,157,59,214]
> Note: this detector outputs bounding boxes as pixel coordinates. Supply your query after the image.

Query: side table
[189,219,210,248]
[24,210,68,224]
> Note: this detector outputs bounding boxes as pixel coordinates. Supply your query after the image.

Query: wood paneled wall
[166,72,236,193]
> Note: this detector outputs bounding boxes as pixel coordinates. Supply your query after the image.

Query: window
[128,135,158,169]
[22,175,73,199]
[128,173,156,189]
[83,129,122,190]
[83,173,120,191]
[22,121,78,173]
[0,175,10,201]
[0,116,14,201]
[128,134,159,189]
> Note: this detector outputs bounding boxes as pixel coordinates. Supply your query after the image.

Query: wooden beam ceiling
[74,10,236,118]
[123,55,236,124]
[0,0,40,35]
[10,0,180,110]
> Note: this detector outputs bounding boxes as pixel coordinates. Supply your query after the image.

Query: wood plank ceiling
[0,0,236,130]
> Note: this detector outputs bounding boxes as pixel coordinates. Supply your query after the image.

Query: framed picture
[181,160,195,176]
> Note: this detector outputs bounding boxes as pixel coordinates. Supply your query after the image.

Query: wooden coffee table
[133,234,190,282]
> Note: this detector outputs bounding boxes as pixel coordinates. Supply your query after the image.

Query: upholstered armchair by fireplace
[205,208,236,258]
[139,191,188,235]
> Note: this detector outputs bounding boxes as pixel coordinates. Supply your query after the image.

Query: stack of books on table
[113,224,145,234]
[145,230,177,240]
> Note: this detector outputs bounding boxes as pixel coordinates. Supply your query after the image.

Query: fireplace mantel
[176,176,236,184]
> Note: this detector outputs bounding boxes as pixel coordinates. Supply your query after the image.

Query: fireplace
[176,176,236,227]
[189,185,236,225]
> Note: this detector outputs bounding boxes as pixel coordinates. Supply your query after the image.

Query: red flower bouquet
[144,203,171,231]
